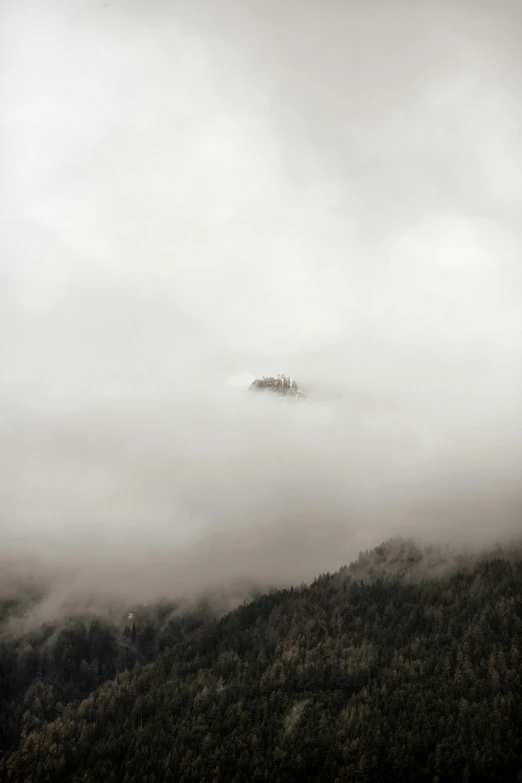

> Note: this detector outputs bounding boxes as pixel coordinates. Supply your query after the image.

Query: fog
[1,0,521,610]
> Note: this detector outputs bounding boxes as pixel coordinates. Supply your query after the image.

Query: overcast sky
[1,0,521,599]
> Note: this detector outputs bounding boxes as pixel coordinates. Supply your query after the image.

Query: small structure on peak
[248,374,308,401]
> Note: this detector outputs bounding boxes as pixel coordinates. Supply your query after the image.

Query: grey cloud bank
[0,0,521,605]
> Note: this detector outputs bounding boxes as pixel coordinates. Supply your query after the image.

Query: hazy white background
[1,0,521,602]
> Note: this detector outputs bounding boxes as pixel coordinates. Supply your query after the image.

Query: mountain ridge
[1,537,521,782]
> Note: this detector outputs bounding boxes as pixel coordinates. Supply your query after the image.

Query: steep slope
[1,543,521,783]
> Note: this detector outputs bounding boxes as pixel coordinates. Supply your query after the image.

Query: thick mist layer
[1,386,521,614]
[1,1,521,612]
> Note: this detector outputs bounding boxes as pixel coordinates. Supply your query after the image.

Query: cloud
[0,0,521,611]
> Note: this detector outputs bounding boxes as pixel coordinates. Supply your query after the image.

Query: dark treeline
[0,598,214,756]
[0,540,521,782]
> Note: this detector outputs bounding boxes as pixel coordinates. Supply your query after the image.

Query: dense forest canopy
[1,538,521,782]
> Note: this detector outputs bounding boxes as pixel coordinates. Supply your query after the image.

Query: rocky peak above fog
[248,374,308,401]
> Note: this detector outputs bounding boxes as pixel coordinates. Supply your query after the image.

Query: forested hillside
[1,541,521,782]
